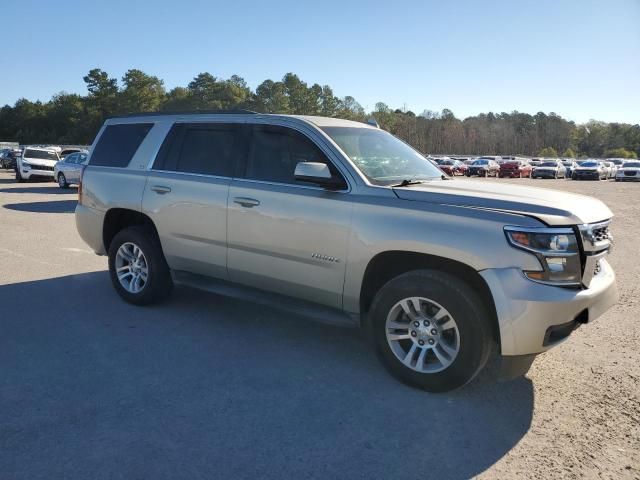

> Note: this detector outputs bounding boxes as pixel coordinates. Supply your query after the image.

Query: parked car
[615,161,640,182]
[572,161,608,181]
[75,112,617,393]
[53,151,89,188]
[59,147,85,160]
[529,158,543,168]
[499,160,532,178]
[531,160,567,179]
[439,159,468,176]
[15,147,60,182]
[1,148,21,170]
[562,161,579,178]
[601,161,617,179]
[466,158,500,177]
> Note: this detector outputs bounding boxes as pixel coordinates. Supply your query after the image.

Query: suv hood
[393,179,612,225]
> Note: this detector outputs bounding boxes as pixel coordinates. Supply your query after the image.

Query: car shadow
[4,200,77,213]
[0,186,77,195]
[0,272,534,480]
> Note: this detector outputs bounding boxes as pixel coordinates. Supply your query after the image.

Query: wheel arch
[103,208,159,253]
[359,250,500,347]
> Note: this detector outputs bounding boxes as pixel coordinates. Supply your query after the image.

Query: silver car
[54,151,88,188]
[75,112,618,392]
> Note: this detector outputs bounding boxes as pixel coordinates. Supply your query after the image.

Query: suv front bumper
[480,258,617,356]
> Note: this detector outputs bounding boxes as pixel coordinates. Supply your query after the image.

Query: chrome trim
[230,177,351,194]
[578,220,612,252]
[149,169,231,181]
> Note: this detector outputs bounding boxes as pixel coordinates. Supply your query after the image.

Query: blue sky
[2,0,638,123]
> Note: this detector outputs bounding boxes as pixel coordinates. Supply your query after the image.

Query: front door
[227,125,353,308]
[142,122,241,279]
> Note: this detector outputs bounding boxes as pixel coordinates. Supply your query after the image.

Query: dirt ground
[0,171,638,479]
[476,177,640,479]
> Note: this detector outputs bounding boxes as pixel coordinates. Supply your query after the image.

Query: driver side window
[244,125,344,187]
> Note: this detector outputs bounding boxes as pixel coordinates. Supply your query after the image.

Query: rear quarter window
[90,123,153,167]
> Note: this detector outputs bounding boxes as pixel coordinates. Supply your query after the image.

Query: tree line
[0,68,638,159]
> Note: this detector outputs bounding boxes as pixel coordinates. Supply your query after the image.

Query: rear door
[227,124,353,308]
[142,122,242,279]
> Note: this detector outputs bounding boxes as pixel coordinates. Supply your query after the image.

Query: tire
[369,270,492,392]
[15,169,25,183]
[57,173,69,189]
[108,226,173,306]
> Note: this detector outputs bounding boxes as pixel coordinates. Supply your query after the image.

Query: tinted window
[65,153,78,163]
[90,123,152,167]
[154,123,239,176]
[177,127,237,176]
[245,126,337,185]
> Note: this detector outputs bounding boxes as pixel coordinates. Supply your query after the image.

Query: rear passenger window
[90,123,152,167]
[245,126,339,185]
[154,124,239,177]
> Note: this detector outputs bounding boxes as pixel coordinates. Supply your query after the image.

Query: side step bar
[171,270,359,328]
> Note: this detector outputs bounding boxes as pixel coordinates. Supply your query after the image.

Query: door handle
[151,185,172,194]
[233,197,260,208]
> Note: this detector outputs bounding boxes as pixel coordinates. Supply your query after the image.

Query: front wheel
[108,226,173,305]
[15,169,25,183]
[57,173,69,189]
[369,270,492,392]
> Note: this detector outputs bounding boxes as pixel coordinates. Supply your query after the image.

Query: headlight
[504,226,581,286]
[21,161,31,169]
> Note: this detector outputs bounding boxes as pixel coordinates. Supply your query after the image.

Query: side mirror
[294,162,345,190]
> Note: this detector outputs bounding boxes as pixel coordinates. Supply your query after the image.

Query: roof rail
[108,109,258,119]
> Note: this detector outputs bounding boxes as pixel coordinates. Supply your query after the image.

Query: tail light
[78,165,86,205]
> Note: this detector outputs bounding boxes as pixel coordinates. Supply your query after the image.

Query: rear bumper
[480,259,618,356]
[75,204,106,255]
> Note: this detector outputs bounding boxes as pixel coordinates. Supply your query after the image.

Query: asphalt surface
[0,170,637,479]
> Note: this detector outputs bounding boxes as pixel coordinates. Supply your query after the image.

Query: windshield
[539,162,558,167]
[23,149,59,161]
[623,162,640,168]
[472,160,489,165]
[440,160,455,165]
[562,162,573,166]
[582,162,599,167]
[321,127,443,185]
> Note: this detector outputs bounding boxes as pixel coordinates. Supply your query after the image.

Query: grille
[625,171,637,176]
[29,165,54,171]
[592,225,610,243]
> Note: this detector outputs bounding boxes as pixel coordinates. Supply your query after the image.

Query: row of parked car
[431,156,640,182]
[0,145,89,187]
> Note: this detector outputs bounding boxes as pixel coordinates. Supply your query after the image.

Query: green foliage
[1,67,639,160]
[539,147,558,157]
[603,147,637,159]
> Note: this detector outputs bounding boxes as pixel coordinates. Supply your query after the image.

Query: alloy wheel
[385,296,461,373]
[115,242,149,294]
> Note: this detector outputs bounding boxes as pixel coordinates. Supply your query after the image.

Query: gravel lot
[0,170,638,479]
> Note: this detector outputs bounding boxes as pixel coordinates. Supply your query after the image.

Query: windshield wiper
[390,179,425,187]
[391,175,449,187]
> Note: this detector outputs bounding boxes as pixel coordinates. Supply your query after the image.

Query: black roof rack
[108,109,258,119]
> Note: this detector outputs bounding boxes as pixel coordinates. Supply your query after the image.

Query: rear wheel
[369,270,492,392]
[108,226,173,305]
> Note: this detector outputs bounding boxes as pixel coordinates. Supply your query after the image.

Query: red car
[439,159,468,176]
[499,160,532,178]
